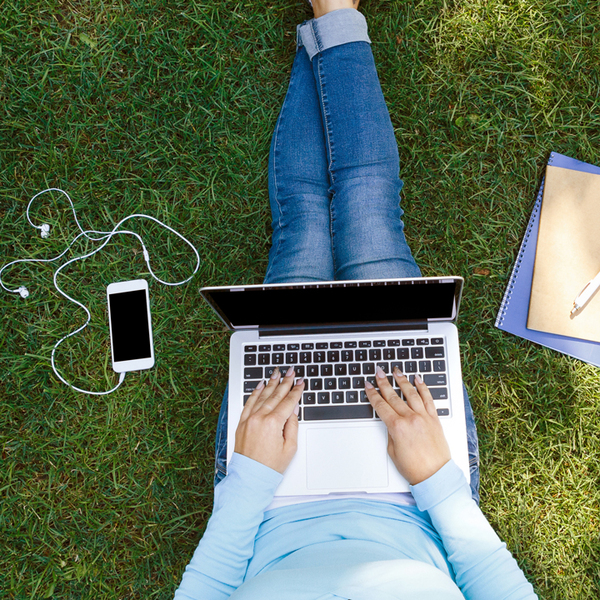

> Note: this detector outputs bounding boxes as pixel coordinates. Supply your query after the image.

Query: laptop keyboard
[242,337,451,422]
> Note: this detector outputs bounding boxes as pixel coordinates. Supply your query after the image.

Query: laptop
[201,277,470,496]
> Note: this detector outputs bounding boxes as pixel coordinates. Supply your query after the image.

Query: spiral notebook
[495,152,600,367]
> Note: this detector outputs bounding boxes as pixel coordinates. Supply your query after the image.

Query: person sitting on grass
[174,1,538,598]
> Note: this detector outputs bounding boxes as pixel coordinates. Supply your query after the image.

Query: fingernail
[256,380,265,391]
[270,368,280,380]
[285,367,295,377]
[296,377,305,386]
[376,366,386,378]
[365,381,374,389]
[394,367,405,378]
[415,373,423,384]
[293,402,300,416]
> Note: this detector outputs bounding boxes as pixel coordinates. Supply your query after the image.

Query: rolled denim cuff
[297,8,371,61]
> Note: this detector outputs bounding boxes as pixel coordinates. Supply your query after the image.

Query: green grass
[1,0,599,598]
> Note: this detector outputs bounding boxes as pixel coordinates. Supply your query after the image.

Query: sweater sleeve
[410,460,538,600]
[173,453,283,600]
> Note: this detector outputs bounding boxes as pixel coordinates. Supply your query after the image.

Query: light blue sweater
[174,453,538,600]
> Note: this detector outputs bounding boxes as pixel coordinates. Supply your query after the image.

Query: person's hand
[234,367,305,474]
[365,367,451,485]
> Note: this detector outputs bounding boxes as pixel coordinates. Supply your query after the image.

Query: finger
[414,373,438,418]
[250,367,283,414]
[375,367,411,415]
[240,379,266,421]
[282,400,300,445]
[394,370,427,413]
[272,377,305,420]
[256,367,297,414]
[364,381,404,425]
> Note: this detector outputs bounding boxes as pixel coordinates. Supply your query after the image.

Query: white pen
[571,269,600,315]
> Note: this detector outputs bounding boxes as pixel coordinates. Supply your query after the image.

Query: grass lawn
[1,0,599,598]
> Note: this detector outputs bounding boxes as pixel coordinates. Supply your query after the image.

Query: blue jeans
[214,10,480,504]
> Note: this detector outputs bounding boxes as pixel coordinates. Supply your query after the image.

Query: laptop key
[325,378,336,390]
[331,342,343,349]
[431,338,443,345]
[373,340,385,347]
[265,366,276,378]
[302,343,314,350]
[366,376,377,387]
[431,388,448,400]
[359,341,371,347]
[300,352,312,363]
[376,362,389,373]
[321,364,333,376]
[383,348,395,360]
[369,349,382,361]
[404,361,417,373]
[402,339,415,346]
[244,367,263,379]
[424,374,447,386]
[303,392,316,404]
[272,353,284,364]
[307,365,319,376]
[344,341,357,348]
[332,391,344,403]
[417,338,429,345]
[360,391,369,402]
[259,344,271,352]
[388,339,400,346]
[318,392,330,404]
[356,349,367,361]
[316,342,328,349]
[433,360,446,372]
[341,350,354,362]
[245,345,257,352]
[437,408,450,416]
[418,360,432,372]
[327,350,340,362]
[397,348,409,360]
[287,343,300,350]
[411,347,424,359]
[349,363,361,375]
[346,391,358,403]
[335,364,347,376]
[244,354,257,366]
[295,366,305,378]
[362,363,375,375]
[310,378,323,390]
[304,404,374,421]
[352,376,365,389]
[339,377,351,389]
[314,351,326,363]
[426,346,445,358]
[274,344,285,351]
[286,352,298,364]
[244,380,261,393]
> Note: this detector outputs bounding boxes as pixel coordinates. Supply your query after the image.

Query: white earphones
[1,188,201,395]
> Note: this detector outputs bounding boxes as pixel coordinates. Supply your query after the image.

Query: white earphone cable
[1,188,201,395]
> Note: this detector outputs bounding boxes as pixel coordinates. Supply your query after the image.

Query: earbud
[40,224,50,238]
[18,286,29,298]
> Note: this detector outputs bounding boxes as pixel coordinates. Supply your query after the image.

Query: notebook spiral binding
[495,153,556,327]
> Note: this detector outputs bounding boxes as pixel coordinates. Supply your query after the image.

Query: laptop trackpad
[306,426,389,491]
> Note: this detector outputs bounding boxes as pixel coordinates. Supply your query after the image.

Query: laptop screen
[201,278,462,330]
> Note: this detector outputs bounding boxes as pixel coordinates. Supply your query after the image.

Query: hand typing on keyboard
[234,367,305,474]
[365,367,451,485]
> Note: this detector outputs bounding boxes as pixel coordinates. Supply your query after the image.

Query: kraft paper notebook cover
[528,166,600,343]
[495,152,600,367]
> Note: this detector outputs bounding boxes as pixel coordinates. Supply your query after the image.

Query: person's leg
[297,9,421,280]
[263,44,335,284]
[298,9,480,501]
[215,31,336,486]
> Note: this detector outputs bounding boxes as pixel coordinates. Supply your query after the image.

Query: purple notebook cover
[495,152,600,367]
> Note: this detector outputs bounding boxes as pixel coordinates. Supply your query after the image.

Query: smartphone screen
[107,280,154,372]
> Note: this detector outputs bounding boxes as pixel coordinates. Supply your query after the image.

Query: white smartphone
[107,279,155,373]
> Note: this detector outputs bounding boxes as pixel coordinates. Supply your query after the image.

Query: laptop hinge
[258,320,428,338]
